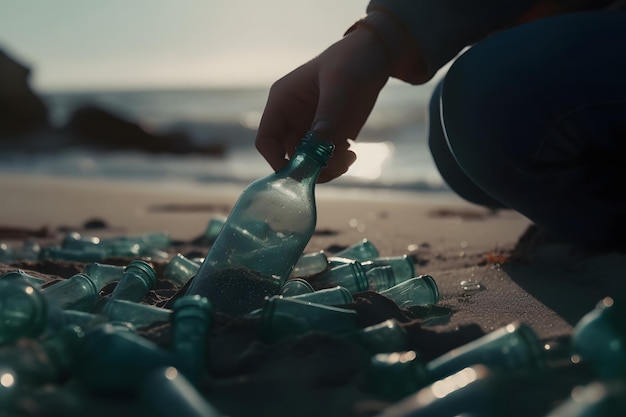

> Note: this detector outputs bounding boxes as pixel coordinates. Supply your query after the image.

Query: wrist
[344,10,428,84]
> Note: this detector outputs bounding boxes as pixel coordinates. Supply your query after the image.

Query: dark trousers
[428,11,626,249]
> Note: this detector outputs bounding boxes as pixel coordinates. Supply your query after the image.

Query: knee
[438,47,537,183]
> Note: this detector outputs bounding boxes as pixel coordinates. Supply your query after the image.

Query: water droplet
[460,279,483,293]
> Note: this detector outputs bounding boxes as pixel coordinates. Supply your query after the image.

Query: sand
[1,173,625,416]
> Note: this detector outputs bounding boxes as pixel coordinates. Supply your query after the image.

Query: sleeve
[361,0,609,84]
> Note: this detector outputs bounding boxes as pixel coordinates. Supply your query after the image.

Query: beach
[2,173,625,416]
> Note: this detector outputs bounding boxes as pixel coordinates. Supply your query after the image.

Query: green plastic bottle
[280,278,315,296]
[163,253,201,287]
[185,131,334,316]
[331,239,379,262]
[379,275,440,308]
[74,322,173,394]
[290,251,329,277]
[259,295,358,344]
[571,297,626,378]
[0,270,47,286]
[106,260,157,304]
[425,322,545,381]
[141,367,224,417]
[0,275,48,345]
[310,260,369,293]
[170,295,212,384]
[40,272,99,311]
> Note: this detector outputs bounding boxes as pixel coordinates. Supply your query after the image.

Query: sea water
[0,80,450,196]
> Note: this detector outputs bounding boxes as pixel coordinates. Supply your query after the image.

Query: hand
[255,27,390,183]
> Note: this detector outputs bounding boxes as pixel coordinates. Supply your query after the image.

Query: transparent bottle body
[379,275,440,308]
[425,322,544,381]
[280,278,315,296]
[41,273,99,311]
[186,154,323,316]
[288,286,354,306]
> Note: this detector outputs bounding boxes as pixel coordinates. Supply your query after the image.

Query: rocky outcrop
[0,48,49,137]
[65,105,225,155]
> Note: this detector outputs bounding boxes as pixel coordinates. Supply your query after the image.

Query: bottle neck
[280,131,334,183]
[282,152,324,183]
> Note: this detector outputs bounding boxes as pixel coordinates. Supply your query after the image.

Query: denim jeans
[428,11,626,249]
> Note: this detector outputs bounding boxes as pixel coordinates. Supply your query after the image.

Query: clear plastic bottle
[331,239,379,262]
[366,265,397,291]
[280,278,315,296]
[40,272,99,311]
[82,262,125,291]
[106,260,157,304]
[163,253,201,287]
[185,131,334,316]
[347,319,409,355]
[103,299,172,329]
[290,251,329,278]
[259,295,359,344]
[425,322,545,381]
[379,275,440,308]
[288,286,354,306]
[310,260,369,293]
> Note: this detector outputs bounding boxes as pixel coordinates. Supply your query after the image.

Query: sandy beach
[1,173,625,416]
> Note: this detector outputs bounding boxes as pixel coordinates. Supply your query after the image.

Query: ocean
[1,80,451,197]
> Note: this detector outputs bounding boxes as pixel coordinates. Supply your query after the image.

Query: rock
[0,48,49,137]
[66,104,225,155]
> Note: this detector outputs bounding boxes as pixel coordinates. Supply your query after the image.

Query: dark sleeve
[365,0,612,82]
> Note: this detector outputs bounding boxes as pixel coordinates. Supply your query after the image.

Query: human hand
[255,27,390,183]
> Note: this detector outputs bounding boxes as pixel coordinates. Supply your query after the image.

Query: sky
[0,0,369,91]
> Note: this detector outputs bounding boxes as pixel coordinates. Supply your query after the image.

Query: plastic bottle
[203,216,226,244]
[331,254,415,283]
[309,260,369,293]
[366,265,397,291]
[571,297,626,378]
[288,286,354,306]
[40,272,99,311]
[61,232,101,251]
[82,262,125,291]
[379,275,440,308]
[425,322,545,381]
[0,366,18,411]
[106,260,157,304]
[170,295,212,383]
[259,295,359,344]
[0,270,47,286]
[331,239,379,262]
[544,380,626,417]
[347,319,409,355]
[163,253,201,287]
[367,351,430,401]
[0,275,47,345]
[290,251,329,277]
[280,278,315,296]
[185,131,334,316]
[141,367,224,417]
[103,299,172,329]
[74,322,173,394]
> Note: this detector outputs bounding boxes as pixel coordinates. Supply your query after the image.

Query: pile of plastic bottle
[1,216,625,417]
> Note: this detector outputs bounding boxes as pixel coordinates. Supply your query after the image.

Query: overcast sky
[0,0,368,91]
